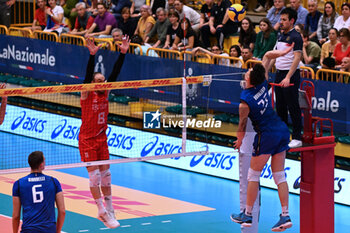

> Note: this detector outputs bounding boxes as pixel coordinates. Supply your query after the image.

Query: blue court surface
[0,132,349,233]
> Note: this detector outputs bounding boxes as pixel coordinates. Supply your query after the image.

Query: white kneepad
[273,171,286,185]
[247,168,261,182]
[88,169,101,187]
[100,169,111,187]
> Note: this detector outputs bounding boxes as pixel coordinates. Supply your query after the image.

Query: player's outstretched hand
[86,37,101,55]
[117,35,131,54]
[233,139,242,151]
[264,42,295,59]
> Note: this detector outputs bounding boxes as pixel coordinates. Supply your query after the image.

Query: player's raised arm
[0,83,7,125]
[84,38,101,84]
[107,35,131,83]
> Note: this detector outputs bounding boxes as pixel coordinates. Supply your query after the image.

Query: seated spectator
[266,0,286,30]
[151,0,166,15]
[44,0,68,35]
[111,0,132,20]
[333,28,350,67]
[305,0,322,43]
[62,0,79,28]
[253,18,277,60]
[199,0,214,30]
[26,0,47,32]
[171,17,199,51]
[112,28,123,44]
[145,7,170,47]
[131,34,159,57]
[239,17,256,51]
[334,3,350,31]
[294,23,304,33]
[163,10,180,49]
[317,1,339,45]
[229,45,242,68]
[165,0,175,11]
[240,46,255,64]
[192,45,230,66]
[118,7,138,37]
[290,0,308,26]
[134,5,156,41]
[85,3,118,38]
[130,0,145,15]
[173,0,200,31]
[320,28,338,68]
[301,30,321,71]
[337,57,350,83]
[200,0,237,50]
[68,2,94,35]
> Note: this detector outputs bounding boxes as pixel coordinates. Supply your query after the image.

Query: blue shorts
[252,130,290,156]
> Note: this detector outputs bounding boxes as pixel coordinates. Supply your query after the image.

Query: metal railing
[0,25,9,35]
[33,30,59,42]
[316,68,350,83]
[8,26,33,38]
[147,48,181,59]
[212,55,244,67]
[11,0,35,26]
[60,34,86,47]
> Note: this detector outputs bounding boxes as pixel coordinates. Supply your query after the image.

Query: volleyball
[228,4,246,22]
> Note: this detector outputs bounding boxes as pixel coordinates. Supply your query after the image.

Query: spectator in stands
[131,34,159,57]
[294,23,304,33]
[241,46,254,64]
[44,0,68,35]
[26,0,47,32]
[253,18,277,60]
[317,1,338,45]
[165,0,175,11]
[290,0,308,26]
[85,3,118,38]
[200,0,237,50]
[229,45,242,68]
[118,7,138,37]
[68,2,95,35]
[333,28,350,67]
[199,0,214,30]
[192,45,230,66]
[62,0,79,28]
[301,30,321,71]
[134,5,155,41]
[173,0,200,31]
[150,0,166,16]
[112,28,123,44]
[145,8,170,47]
[239,17,256,51]
[340,57,350,72]
[305,0,322,43]
[266,0,286,31]
[334,3,350,31]
[111,0,132,21]
[130,0,145,15]
[254,0,273,13]
[172,17,199,51]
[163,10,180,49]
[320,28,338,68]
[0,0,15,28]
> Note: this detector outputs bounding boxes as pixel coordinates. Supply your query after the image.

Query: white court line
[121,225,132,228]
[161,220,172,223]
[99,228,109,230]
[141,222,152,226]
[78,230,89,232]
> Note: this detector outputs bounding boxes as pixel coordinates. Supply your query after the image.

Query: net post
[182,74,187,153]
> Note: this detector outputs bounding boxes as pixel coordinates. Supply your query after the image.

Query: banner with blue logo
[0,35,349,133]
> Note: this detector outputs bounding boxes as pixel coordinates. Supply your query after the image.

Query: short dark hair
[130,34,143,44]
[97,2,107,9]
[28,151,44,170]
[302,30,309,40]
[339,28,350,40]
[250,63,266,86]
[280,7,297,25]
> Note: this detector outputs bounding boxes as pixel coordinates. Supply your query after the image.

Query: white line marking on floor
[141,222,152,226]
[161,220,172,223]
[121,225,131,228]
[99,227,109,230]
[78,230,89,232]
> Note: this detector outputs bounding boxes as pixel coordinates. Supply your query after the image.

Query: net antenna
[181,13,187,153]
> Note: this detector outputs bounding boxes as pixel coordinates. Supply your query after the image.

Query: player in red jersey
[79,36,130,229]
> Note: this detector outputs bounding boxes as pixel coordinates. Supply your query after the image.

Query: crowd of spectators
[1,0,350,75]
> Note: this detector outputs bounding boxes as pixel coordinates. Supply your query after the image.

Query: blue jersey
[240,81,290,155]
[12,173,62,233]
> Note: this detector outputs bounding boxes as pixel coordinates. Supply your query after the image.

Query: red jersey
[333,43,350,65]
[80,91,109,140]
[35,8,46,26]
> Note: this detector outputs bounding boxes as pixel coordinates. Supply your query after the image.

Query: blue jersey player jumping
[12,151,66,233]
[230,62,293,232]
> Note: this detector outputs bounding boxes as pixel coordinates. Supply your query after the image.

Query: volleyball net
[0,75,241,174]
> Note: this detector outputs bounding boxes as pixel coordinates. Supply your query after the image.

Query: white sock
[95,198,106,214]
[104,195,114,212]
[245,205,253,216]
[282,206,289,216]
